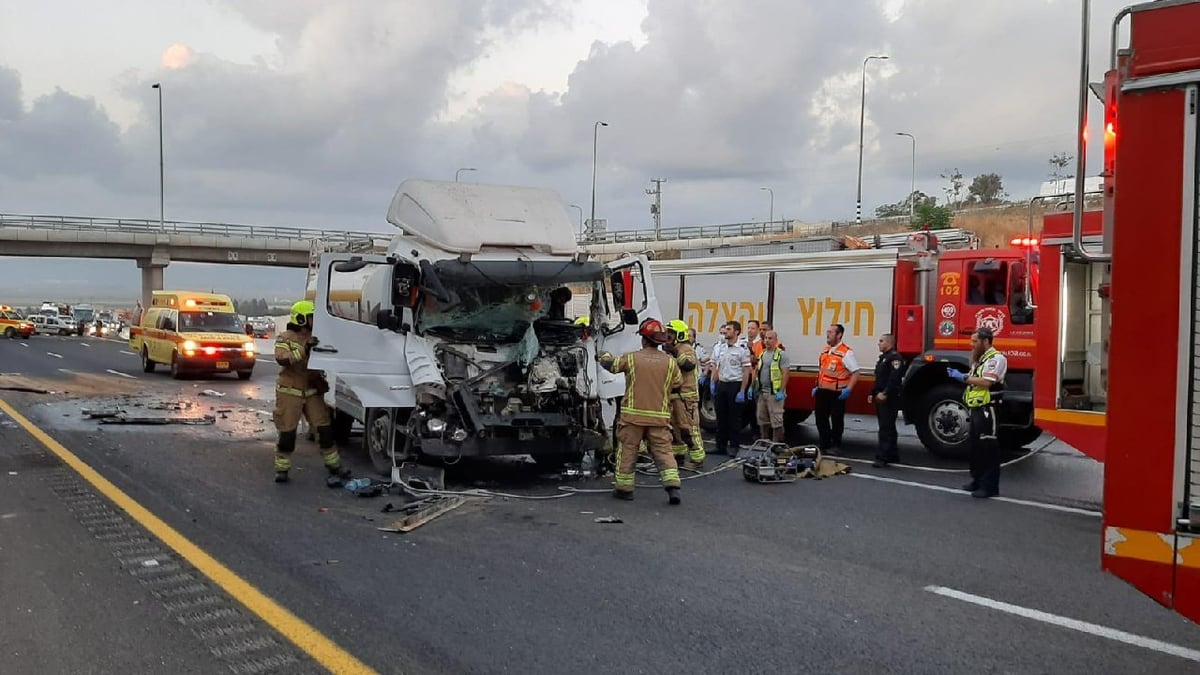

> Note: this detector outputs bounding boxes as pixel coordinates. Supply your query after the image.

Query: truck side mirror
[376,309,405,333]
[621,308,639,325]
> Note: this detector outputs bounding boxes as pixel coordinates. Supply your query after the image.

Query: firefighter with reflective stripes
[272,300,351,485]
[664,319,705,469]
[599,318,684,505]
[948,326,1008,499]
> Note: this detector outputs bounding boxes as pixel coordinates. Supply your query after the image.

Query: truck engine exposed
[411,281,605,460]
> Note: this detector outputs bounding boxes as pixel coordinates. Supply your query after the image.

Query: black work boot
[612,489,633,501]
[666,487,681,505]
[274,471,289,483]
[961,481,979,492]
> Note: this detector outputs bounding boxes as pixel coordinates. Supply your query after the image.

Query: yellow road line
[0,398,377,675]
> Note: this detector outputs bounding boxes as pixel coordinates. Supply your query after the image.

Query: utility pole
[646,178,665,237]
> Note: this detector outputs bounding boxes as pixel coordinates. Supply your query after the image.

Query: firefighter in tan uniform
[273,300,352,485]
[665,319,705,469]
[599,318,684,505]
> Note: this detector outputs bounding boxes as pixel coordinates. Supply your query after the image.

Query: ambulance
[0,305,35,339]
[129,291,256,380]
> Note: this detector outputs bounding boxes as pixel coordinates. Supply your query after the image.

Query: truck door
[596,255,661,400]
[307,253,421,408]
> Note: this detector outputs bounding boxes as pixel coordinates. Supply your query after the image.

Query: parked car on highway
[30,315,75,336]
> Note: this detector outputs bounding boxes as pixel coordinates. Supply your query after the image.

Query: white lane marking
[120,350,137,356]
[19,342,28,348]
[46,352,63,359]
[57,368,74,374]
[850,473,1101,517]
[105,369,137,380]
[80,342,91,348]
[924,586,1200,663]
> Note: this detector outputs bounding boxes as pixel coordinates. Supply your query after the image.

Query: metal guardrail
[0,213,386,245]
[578,220,798,244]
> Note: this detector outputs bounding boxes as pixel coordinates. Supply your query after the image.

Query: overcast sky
[0,0,1127,303]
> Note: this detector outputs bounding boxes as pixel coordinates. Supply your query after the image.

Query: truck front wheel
[365,408,413,476]
[915,384,970,457]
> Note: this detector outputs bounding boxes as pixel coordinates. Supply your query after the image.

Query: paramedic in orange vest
[812,323,859,451]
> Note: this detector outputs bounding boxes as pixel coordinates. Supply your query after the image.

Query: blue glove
[775,391,786,402]
[747,386,755,399]
[811,387,818,398]
[838,388,851,401]
[698,374,709,388]
[710,379,717,396]
[947,367,967,382]
[735,391,745,404]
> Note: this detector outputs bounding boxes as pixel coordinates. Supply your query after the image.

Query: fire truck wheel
[997,426,1043,451]
[916,384,971,457]
[365,408,413,476]
[3,327,14,339]
[782,408,811,446]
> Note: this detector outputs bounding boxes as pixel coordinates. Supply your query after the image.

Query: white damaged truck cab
[308,179,660,474]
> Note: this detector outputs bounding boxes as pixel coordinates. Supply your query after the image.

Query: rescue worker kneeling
[664,319,705,469]
[599,318,683,505]
[273,300,351,486]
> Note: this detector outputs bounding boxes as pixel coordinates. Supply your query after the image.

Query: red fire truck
[653,231,1052,457]
[1030,0,1200,624]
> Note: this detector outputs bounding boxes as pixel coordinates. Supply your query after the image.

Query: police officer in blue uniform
[869,333,905,467]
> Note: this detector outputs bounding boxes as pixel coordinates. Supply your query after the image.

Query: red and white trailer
[651,233,1048,456]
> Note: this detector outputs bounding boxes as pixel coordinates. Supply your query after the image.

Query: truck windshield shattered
[420,284,590,343]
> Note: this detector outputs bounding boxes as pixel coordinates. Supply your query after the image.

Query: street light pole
[895,132,916,221]
[569,204,584,237]
[590,121,608,236]
[760,186,774,224]
[856,54,888,226]
[455,167,476,182]
[151,83,164,228]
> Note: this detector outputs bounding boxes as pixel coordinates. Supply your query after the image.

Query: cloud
[0,0,1125,237]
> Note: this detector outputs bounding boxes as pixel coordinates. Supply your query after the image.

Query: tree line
[873,151,1074,231]
[232,298,285,316]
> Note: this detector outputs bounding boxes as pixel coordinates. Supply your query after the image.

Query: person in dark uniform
[948,326,1008,498]
[868,333,905,467]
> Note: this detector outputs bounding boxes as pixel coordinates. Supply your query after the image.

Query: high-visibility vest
[760,348,784,394]
[818,343,852,390]
[964,347,1002,407]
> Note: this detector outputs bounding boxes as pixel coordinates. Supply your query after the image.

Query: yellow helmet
[290,300,315,327]
[573,316,591,327]
[666,319,690,342]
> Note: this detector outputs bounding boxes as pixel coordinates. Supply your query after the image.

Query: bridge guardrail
[0,213,387,245]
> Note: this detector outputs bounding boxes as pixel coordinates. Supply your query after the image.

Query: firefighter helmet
[638,318,668,344]
[290,300,315,327]
[666,319,690,343]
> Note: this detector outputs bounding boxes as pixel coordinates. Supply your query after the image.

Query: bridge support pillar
[137,260,166,310]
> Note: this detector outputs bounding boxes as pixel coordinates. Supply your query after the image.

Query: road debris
[594,516,623,524]
[377,495,476,533]
[98,413,216,426]
[199,389,226,397]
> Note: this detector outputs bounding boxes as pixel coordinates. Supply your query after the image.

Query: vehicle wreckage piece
[97,413,216,425]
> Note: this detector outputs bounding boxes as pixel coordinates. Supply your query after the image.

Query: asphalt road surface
[1,333,1197,674]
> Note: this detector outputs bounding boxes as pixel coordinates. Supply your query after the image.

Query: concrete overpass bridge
[0,213,388,307]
